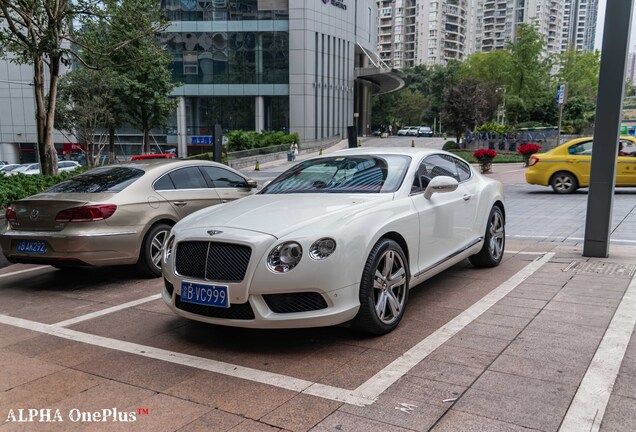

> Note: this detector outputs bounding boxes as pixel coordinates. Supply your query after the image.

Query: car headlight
[267,241,303,273]
[309,238,336,260]
[163,235,175,264]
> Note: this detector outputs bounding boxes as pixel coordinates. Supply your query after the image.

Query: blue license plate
[16,240,47,254]
[180,281,229,308]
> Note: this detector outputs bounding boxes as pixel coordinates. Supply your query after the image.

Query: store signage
[191,136,213,145]
[322,0,347,11]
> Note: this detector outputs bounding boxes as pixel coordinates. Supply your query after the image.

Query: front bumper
[162,279,360,329]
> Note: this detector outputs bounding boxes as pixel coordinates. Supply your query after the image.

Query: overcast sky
[594,0,636,50]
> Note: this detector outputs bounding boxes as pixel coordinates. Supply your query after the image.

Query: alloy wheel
[150,229,169,268]
[489,210,505,261]
[372,249,407,325]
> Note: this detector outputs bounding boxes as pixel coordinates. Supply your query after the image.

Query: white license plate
[180,281,229,308]
[17,240,47,254]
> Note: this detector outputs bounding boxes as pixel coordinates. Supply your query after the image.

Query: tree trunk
[34,56,59,176]
[109,128,116,164]
[143,129,150,154]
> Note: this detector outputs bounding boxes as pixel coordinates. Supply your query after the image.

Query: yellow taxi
[525,136,636,193]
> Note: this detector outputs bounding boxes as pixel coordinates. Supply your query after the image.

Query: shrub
[0,170,85,209]
[226,130,299,152]
[476,122,510,135]
[442,140,460,151]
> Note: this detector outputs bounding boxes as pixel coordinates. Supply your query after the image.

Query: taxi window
[568,141,593,155]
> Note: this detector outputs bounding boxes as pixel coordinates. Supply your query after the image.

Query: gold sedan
[1,159,256,276]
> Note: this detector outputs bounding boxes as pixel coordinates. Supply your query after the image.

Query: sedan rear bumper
[0,230,141,267]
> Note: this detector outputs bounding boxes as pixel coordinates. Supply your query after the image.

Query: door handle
[463,194,472,201]
[173,201,187,206]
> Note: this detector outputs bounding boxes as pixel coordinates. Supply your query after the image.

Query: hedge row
[225,131,300,152]
[0,171,84,209]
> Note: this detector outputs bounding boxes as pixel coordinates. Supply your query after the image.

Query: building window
[183,51,198,75]
[381,8,392,17]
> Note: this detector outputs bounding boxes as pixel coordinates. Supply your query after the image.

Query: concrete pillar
[255,96,265,132]
[176,96,187,157]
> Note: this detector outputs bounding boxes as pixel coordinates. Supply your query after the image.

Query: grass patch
[449,150,524,164]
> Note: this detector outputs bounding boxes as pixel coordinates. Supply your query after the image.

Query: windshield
[45,167,145,193]
[260,155,411,194]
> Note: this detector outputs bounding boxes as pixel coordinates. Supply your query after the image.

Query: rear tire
[353,239,409,335]
[137,223,171,277]
[469,206,505,268]
[550,171,578,194]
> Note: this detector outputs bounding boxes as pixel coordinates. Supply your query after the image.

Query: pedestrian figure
[290,143,298,161]
[388,125,393,136]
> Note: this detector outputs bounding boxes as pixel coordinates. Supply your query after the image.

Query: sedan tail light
[55,205,117,222]
[528,155,540,166]
[5,206,16,222]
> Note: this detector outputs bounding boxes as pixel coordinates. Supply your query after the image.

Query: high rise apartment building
[561,0,598,52]
[475,0,563,54]
[377,0,418,69]
[377,0,474,68]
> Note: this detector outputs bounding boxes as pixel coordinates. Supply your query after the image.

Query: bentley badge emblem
[30,209,39,221]
[207,230,223,236]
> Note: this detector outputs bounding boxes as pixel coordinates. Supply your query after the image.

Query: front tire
[550,171,578,194]
[353,239,409,335]
[469,206,505,268]
[137,223,171,277]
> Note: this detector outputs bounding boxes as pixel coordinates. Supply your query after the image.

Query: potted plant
[473,149,497,173]
[518,143,542,167]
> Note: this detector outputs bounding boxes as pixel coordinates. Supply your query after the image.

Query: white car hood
[178,193,392,238]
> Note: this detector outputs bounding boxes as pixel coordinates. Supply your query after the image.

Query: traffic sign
[556,83,567,105]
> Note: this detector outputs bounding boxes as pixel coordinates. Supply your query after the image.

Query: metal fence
[463,129,562,152]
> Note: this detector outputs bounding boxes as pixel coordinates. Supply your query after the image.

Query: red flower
[473,149,497,161]
[518,143,541,156]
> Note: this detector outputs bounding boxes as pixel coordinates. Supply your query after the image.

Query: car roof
[110,158,230,175]
[332,147,449,158]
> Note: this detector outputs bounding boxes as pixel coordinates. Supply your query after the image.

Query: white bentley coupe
[162,148,505,334]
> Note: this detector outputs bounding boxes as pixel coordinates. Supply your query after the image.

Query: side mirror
[424,176,459,199]
[246,179,258,189]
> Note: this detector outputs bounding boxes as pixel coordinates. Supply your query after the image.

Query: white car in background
[162,148,506,334]
[20,161,82,175]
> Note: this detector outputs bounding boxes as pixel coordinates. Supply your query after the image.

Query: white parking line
[53,294,162,327]
[0,266,50,278]
[351,253,554,400]
[505,250,549,255]
[0,253,553,406]
[559,272,636,432]
[508,235,636,244]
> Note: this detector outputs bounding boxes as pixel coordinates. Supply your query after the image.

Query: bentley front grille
[175,241,252,282]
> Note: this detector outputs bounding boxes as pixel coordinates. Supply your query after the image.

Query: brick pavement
[1,145,635,431]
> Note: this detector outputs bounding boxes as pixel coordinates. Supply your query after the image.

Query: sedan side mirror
[246,179,258,189]
[424,176,459,199]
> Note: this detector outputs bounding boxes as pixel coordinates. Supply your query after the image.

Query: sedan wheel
[551,172,578,194]
[353,239,409,335]
[469,206,505,268]
[137,223,171,277]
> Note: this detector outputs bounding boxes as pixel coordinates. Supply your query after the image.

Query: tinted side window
[45,167,144,193]
[453,157,471,182]
[168,167,208,189]
[202,166,247,188]
[154,174,175,190]
[425,155,459,181]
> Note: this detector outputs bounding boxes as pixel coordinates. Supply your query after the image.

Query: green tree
[56,68,123,167]
[505,24,554,125]
[440,77,500,141]
[556,49,600,102]
[0,0,170,174]
[78,0,178,154]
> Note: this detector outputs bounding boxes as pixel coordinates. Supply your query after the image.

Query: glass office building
[163,0,403,156]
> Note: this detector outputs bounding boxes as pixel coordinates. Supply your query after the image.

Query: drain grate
[563,261,636,278]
